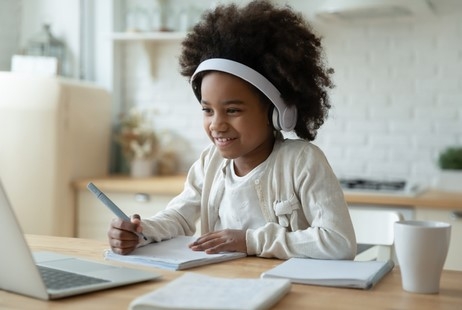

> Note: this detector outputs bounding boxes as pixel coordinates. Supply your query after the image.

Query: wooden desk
[1,235,461,310]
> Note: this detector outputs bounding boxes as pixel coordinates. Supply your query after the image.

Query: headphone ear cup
[271,106,281,131]
[269,104,297,131]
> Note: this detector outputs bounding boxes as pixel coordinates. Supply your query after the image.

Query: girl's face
[200,71,275,175]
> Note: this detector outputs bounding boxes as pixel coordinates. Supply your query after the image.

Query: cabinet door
[77,190,172,241]
[415,208,462,271]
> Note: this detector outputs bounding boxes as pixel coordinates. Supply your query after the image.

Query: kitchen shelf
[110,31,187,42]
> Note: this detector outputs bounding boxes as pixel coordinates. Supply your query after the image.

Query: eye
[227,108,240,114]
[201,107,213,115]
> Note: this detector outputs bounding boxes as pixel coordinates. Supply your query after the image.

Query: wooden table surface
[0,235,461,310]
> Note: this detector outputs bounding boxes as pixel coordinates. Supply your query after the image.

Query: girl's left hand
[189,229,247,254]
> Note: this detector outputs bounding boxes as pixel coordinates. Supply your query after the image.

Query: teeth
[216,138,232,142]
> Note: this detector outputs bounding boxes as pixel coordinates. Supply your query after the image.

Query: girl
[108,0,356,260]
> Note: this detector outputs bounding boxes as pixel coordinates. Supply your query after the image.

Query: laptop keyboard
[38,265,110,290]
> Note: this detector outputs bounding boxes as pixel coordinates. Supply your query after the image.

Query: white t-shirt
[214,160,266,231]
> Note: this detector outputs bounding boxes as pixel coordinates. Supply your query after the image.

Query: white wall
[21,0,81,78]
[0,0,81,78]
[119,41,206,172]
[0,0,20,70]
[119,5,462,185]
[314,14,462,185]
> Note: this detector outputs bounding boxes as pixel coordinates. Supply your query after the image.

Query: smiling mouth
[214,137,236,147]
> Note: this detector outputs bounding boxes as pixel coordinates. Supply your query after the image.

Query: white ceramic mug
[394,220,451,294]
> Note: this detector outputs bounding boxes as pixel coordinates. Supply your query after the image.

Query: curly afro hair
[179,0,334,141]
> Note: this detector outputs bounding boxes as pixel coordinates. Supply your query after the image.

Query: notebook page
[129,273,291,310]
[104,236,246,270]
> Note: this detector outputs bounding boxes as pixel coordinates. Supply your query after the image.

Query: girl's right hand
[107,214,143,255]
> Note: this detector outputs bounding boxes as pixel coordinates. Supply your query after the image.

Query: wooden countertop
[344,189,462,210]
[73,175,186,196]
[73,175,462,211]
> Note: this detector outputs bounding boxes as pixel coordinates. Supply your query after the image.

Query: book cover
[129,273,291,310]
[261,258,394,289]
[104,236,246,270]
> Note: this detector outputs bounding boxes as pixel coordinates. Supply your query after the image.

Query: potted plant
[434,146,462,193]
[115,108,159,178]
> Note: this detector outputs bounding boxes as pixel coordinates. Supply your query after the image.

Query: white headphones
[190,58,297,132]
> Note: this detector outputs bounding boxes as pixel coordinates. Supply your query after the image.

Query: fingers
[110,218,138,236]
[188,233,216,251]
[108,218,140,255]
[131,214,143,233]
[189,230,247,254]
[108,237,138,255]
[131,213,141,222]
[202,236,235,254]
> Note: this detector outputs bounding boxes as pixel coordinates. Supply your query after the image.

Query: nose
[209,113,227,132]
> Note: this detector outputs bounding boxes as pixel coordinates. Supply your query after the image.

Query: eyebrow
[200,99,245,106]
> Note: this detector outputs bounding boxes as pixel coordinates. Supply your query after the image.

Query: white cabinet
[77,190,174,241]
[415,208,462,271]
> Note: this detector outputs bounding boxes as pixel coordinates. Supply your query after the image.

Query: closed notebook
[129,273,291,310]
[104,236,246,271]
[261,258,394,289]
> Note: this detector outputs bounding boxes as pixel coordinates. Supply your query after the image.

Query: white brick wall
[120,41,208,172]
[314,14,462,185]
[121,10,462,186]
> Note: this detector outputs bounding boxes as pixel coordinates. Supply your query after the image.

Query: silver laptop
[0,180,161,300]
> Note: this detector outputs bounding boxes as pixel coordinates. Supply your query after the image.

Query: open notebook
[0,179,161,300]
[104,236,247,270]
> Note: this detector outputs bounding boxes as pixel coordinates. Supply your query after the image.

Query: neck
[233,133,276,177]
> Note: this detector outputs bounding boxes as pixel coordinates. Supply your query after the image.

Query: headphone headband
[190,58,297,131]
